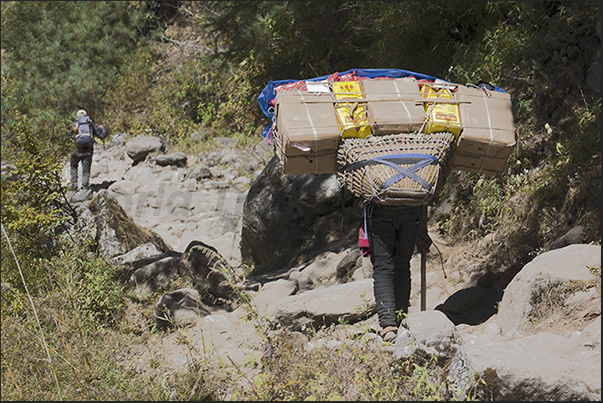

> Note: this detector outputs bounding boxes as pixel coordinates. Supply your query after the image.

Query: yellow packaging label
[333,81,372,139]
[332,81,363,99]
[421,85,462,138]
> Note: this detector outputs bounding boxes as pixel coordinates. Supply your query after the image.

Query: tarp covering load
[258,68,515,204]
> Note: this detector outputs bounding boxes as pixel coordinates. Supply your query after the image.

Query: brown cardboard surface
[273,131,337,174]
[362,77,420,101]
[362,78,426,134]
[451,151,508,173]
[452,85,516,174]
[455,127,515,160]
[280,153,337,175]
[457,85,514,132]
[275,91,341,157]
[367,102,426,134]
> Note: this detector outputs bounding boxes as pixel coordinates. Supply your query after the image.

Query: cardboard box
[332,81,372,139]
[454,127,515,160]
[452,85,516,174]
[279,153,337,175]
[274,91,341,174]
[362,78,426,134]
[450,149,509,174]
[457,85,515,133]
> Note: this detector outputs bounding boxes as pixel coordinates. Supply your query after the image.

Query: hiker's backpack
[75,115,95,153]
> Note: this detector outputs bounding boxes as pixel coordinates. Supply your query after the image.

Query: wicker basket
[337,132,456,206]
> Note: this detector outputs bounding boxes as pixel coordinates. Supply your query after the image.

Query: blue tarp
[257,68,506,139]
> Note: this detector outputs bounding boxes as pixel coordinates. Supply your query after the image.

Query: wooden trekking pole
[420,204,428,311]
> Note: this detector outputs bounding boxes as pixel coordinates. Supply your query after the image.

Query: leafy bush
[1,73,74,284]
[1,1,170,123]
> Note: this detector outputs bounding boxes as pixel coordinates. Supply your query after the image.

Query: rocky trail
[63,134,601,401]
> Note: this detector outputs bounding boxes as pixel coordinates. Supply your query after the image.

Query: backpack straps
[77,115,93,136]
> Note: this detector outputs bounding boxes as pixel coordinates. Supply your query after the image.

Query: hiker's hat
[77,109,87,117]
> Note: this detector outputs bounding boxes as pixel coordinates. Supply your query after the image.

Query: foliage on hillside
[104,0,601,269]
[1,1,600,400]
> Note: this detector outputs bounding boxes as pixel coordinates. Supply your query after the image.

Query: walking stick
[420,204,428,311]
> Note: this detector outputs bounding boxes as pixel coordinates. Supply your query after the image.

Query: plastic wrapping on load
[332,81,372,139]
[419,84,462,139]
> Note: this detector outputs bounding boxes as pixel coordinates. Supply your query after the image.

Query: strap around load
[339,152,439,191]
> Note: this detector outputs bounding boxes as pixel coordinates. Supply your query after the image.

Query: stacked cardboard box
[273,91,341,175]
[362,79,515,175]
[451,85,516,175]
[273,78,515,176]
[361,78,425,134]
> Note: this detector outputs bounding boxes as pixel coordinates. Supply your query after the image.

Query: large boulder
[73,189,172,258]
[153,152,187,167]
[273,278,375,331]
[393,310,462,362]
[179,240,238,300]
[126,135,166,165]
[241,156,362,273]
[497,243,600,337]
[446,244,601,401]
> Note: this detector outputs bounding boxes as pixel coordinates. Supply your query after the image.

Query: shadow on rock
[130,250,183,270]
[154,288,213,330]
[90,180,116,192]
[435,271,504,326]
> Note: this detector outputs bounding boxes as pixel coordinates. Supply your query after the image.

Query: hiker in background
[70,109,107,191]
[366,202,432,342]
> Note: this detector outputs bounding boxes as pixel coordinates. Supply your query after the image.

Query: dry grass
[1,253,458,401]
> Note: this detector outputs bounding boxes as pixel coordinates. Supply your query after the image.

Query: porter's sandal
[378,326,398,343]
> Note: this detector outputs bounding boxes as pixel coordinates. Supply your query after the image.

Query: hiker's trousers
[367,203,421,328]
[70,151,93,190]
